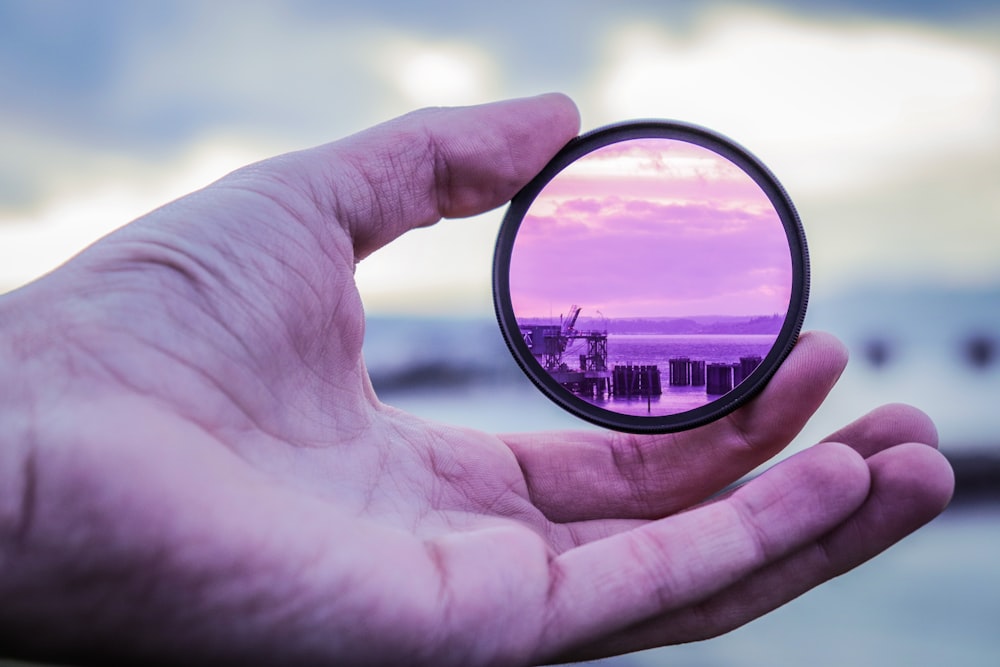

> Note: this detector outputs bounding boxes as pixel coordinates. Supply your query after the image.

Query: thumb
[291,93,581,260]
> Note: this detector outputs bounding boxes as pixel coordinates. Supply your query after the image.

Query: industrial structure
[520,306,620,398]
[520,306,762,402]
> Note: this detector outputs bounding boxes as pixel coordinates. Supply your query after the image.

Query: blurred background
[1,1,997,665]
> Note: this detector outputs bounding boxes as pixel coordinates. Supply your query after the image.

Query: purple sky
[509,138,793,319]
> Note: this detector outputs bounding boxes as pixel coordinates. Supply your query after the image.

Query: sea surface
[362,293,1000,667]
[603,333,776,367]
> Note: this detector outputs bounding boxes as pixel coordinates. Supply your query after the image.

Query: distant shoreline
[518,314,784,336]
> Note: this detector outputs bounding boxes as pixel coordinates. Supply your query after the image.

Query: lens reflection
[508,138,793,417]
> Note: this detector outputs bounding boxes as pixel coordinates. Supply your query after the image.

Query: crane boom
[562,304,581,334]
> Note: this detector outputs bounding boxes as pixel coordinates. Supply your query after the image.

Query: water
[365,285,1000,453]
[604,333,776,367]
[362,303,1000,667]
[591,384,714,417]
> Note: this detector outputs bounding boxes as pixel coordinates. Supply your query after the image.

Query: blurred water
[364,288,1000,666]
[367,286,1000,452]
[802,286,1000,452]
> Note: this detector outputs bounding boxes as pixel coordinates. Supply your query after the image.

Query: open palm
[0,95,953,666]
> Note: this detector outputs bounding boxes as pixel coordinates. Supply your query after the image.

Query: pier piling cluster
[611,365,662,397]
[669,355,763,395]
[667,356,763,392]
[550,355,764,401]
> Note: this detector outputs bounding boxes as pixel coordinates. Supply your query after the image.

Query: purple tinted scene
[510,138,792,417]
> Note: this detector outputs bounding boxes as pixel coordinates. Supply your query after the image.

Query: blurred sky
[1,0,998,314]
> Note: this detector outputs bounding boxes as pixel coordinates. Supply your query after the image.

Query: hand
[0,94,953,666]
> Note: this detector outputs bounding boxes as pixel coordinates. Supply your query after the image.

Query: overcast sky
[509,138,792,318]
[1,0,998,313]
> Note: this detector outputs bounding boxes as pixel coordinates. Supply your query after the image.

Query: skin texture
[0,94,954,666]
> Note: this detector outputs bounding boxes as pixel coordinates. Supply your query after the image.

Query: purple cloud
[509,137,793,318]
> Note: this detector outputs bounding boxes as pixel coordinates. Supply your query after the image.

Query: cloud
[509,188,793,318]
[0,2,505,295]
[375,37,499,108]
[0,138,267,292]
[592,7,1000,197]
[805,150,1000,295]
[1,2,997,311]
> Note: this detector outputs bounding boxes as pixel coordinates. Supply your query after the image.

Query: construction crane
[521,306,607,372]
[561,305,581,336]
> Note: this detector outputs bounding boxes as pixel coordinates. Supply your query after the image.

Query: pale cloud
[0,139,267,291]
[376,37,500,108]
[592,8,1000,196]
[804,150,1000,295]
